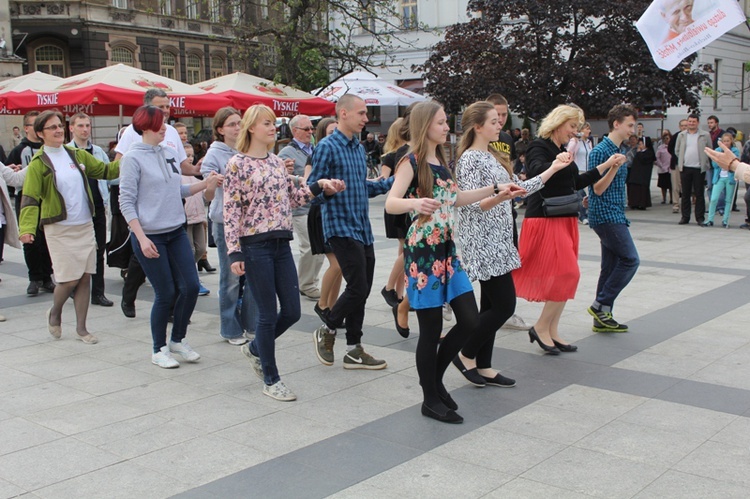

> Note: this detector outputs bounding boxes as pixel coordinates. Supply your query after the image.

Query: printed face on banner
[660,0,695,40]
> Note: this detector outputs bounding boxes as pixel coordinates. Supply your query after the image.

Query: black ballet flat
[528,327,560,355]
[481,373,516,387]
[421,403,463,424]
[451,356,486,387]
[437,385,458,410]
[553,340,578,352]
[392,304,410,338]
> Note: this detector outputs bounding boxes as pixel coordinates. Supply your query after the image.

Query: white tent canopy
[315,71,426,106]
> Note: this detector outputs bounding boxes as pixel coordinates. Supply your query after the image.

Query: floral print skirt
[403,237,473,310]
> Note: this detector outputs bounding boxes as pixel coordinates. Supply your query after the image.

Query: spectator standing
[656,131,673,204]
[568,122,593,224]
[704,132,739,228]
[668,119,688,213]
[675,114,710,225]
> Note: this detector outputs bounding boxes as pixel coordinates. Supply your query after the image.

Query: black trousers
[91,208,107,297]
[680,167,705,223]
[15,192,53,282]
[326,237,375,346]
[122,253,146,306]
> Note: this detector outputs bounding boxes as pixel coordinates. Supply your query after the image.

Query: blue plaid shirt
[308,129,394,245]
[587,136,629,228]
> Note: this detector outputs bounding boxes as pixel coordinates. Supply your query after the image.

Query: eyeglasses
[223,121,242,128]
[42,124,64,131]
[24,123,33,127]
[294,126,314,132]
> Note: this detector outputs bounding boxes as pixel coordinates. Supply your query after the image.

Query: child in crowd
[704,132,740,228]
[182,143,212,295]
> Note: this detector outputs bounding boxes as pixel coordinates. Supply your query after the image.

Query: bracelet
[729,157,740,170]
[493,183,500,195]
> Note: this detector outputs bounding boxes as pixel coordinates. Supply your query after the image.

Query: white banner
[636,0,747,71]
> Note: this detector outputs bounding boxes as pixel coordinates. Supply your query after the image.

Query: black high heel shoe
[528,327,560,355]
[552,340,578,352]
[198,258,216,273]
[392,304,410,338]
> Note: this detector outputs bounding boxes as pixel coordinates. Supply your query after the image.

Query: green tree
[418,0,710,119]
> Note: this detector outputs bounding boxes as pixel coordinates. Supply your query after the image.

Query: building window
[160,0,172,15]
[231,3,242,23]
[262,44,277,67]
[260,0,268,19]
[360,0,376,33]
[366,106,380,124]
[112,0,128,9]
[111,46,134,66]
[402,0,418,29]
[35,45,66,77]
[210,0,222,22]
[185,1,200,20]
[186,53,203,84]
[161,51,176,79]
[210,55,225,78]
[742,63,749,111]
[713,58,721,110]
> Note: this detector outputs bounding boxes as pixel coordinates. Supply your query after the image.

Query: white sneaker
[442,303,453,322]
[227,336,249,346]
[152,346,180,369]
[503,314,529,331]
[263,380,296,401]
[241,343,264,380]
[169,340,201,362]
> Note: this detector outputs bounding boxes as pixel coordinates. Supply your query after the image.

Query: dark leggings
[461,273,516,369]
[415,292,479,409]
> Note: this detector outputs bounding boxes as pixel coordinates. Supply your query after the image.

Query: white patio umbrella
[315,70,426,106]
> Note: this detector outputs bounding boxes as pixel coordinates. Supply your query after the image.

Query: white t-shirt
[683,132,700,168]
[46,146,92,225]
[115,123,187,164]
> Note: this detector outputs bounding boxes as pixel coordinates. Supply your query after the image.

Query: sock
[324,325,336,334]
[346,344,360,352]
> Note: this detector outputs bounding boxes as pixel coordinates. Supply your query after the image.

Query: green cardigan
[19,145,119,236]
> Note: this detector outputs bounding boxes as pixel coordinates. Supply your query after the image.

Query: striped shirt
[587,136,629,228]
[308,129,394,245]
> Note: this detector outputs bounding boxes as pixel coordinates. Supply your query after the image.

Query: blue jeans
[214,223,257,339]
[132,227,199,353]
[241,238,301,385]
[578,189,588,221]
[591,223,640,313]
[707,176,734,225]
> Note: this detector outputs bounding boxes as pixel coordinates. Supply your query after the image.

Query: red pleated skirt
[513,217,580,302]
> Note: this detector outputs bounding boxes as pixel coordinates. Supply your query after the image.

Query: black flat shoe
[392,304,409,338]
[437,385,458,410]
[481,373,516,387]
[381,286,400,308]
[553,340,578,352]
[314,304,329,324]
[91,295,114,307]
[452,356,486,387]
[421,403,463,424]
[121,301,136,318]
[528,327,560,355]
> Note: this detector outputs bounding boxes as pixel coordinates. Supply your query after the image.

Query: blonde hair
[409,101,450,225]
[236,104,276,154]
[457,101,510,175]
[537,104,585,139]
[383,118,405,155]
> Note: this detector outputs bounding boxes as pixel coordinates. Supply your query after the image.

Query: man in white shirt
[675,113,710,225]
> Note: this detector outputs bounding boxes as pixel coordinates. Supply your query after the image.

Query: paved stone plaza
[1,194,750,498]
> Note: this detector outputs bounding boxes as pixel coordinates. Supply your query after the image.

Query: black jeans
[91,207,107,297]
[680,167,705,223]
[326,237,375,346]
[461,273,516,369]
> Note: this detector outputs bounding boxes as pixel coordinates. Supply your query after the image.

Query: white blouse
[456,149,544,281]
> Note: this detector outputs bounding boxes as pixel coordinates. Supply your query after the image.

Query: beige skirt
[44,221,96,283]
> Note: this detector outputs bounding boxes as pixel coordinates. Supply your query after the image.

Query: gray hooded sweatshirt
[200,140,238,224]
[119,142,191,235]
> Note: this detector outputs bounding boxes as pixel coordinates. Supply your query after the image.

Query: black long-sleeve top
[524,137,602,218]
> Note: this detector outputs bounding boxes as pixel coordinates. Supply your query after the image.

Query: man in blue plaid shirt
[586,104,638,333]
[308,94,394,370]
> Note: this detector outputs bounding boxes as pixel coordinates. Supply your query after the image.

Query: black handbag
[542,193,580,217]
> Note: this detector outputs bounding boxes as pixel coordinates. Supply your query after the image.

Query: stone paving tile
[101,378,215,413]
[0,418,65,457]
[1,382,94,417]
[484,477,596,499]
[154,393,276,433]
[616,399,736,440]
[632,470,750,499]
[0,477,27,499]
[672,440,750,489]
[27,396,148,436]
[0,437,122,491]
[521,446,666,499]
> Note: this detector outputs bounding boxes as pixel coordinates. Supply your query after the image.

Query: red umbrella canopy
[3,64,229,116]
[195,72,335,117]
[0,71,64,115]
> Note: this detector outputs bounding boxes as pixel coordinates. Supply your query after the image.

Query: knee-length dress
[403,156,473,309]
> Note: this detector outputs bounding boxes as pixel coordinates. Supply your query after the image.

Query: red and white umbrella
[2,64,229,116]
[195,72,335,117]
[315,71,426,106]
[0,71,63,115]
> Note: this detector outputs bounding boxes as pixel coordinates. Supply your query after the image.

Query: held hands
[20,233,34,244]
[138,237,160,259]
[705,142,736,171]
[318,178,346,195]
[413,197,441,216]
[205,171,223,189]
[231,261,245,276]
[551,152,573,170]
[609,153,626,169]
[495,183,527,202]
[284,158,295,174]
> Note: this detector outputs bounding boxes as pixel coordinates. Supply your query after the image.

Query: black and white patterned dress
[456,149,544,282]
